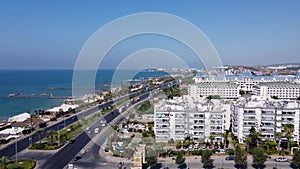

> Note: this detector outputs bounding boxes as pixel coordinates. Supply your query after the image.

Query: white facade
[253,82,300,99]
[154,96,231,143]
[188,83,240,99]
[232,96,300,143]
[194,70,300,93]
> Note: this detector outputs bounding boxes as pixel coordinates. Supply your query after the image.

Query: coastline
[0,69,170,121]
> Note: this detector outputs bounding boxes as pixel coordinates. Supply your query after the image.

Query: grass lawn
[0,159,36,169]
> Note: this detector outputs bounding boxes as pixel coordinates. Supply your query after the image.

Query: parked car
[275,157,287,162]
[188,144,193,149]
[194,144,199,149]
[225,155,234,160]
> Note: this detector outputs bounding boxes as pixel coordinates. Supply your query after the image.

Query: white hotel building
[194,70,300,94]
[232,96,300,143]
[154,96,231,143]
[188,82,240,99]
[253,82,300,100]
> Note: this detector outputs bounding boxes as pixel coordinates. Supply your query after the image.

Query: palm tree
[198,137,205,147]
[253,132,261,148]
[284,123,294,150]
[245,137,252,152]
[47,130,57,146]
[276,132,282,155]
[209,134,215,145]
[265,138,272,152]
[36,129,43,144]
[0,156,10,169]
[223,132,228,148]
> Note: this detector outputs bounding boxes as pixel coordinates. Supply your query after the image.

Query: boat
[7,93,21,97]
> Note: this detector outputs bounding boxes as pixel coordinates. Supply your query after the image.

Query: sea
[0,69,169,121]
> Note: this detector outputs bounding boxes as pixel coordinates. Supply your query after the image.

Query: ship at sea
[7,93,21,97]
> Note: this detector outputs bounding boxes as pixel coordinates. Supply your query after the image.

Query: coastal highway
[0,80,175,167]
[0,89,145,158]
[38,93,149,169]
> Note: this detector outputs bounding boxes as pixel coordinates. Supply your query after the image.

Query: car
[275,157,287,162]
[225,155,234,160]
[74,156,81,161]
[189,145,193,149]
[100,119,107,124]
[69,139,76,144]
[67,164,74,169]
[194,145,199,149]
[94,128,99,133]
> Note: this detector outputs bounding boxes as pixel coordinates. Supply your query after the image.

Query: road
[0,88,146,158]
[37,92,149,169]
[155,156,292,169]
[1,81,175,169]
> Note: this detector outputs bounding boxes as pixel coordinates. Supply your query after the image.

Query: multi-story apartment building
[194,70,300,93]
[232,96,300,143]
[253,82,300,99]
[154,96,231,143]
[188,82,240,99]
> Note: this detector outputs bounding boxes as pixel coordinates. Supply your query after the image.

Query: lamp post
[14,128,18,168]
[57,124,64,145]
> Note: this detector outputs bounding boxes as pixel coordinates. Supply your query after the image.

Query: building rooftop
[258,82,300,88]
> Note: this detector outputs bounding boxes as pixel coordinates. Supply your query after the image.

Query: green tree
[209,134,215,145]
[284,123,294,150]
[234,145,247,169]
[248,127,261,151]
[245,137,252,152]
[201,149,213,169]
[0,156,10,169]
[175,151,185,166]
[142,131,149,137]
[252,148,267,169]
[198,137,205,147]
[276,132,282,155]
[228,148,235,155]
[47,130,57,146]
[146,155,157,168]
[292,149,300,169]
[58,108,64,116]
[36,129,43,144]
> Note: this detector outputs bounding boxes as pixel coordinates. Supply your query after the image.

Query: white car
[67,164,74,169]
[275,157,287,162]
[94,128,99,134]
[188,145,193,149]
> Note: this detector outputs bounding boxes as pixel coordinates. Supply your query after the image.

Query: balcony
[261,118,274,122]
[243,110,256,115]
[244,118,256,121]
[262,111,274,115]
[282,112,295,116]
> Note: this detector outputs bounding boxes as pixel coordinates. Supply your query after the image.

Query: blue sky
[0,0,299,69]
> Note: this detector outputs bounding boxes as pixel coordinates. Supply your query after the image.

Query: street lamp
[14,128,18,168]
[57,124,64,145]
